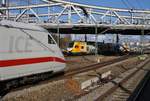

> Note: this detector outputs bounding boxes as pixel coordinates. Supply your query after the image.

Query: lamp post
[140,29,144,54]
[95,23,99,62]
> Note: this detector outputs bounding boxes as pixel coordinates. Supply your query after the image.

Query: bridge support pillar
[140,29,145,54]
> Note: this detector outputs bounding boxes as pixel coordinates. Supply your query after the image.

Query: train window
[87,47,89,51]
[68,42,74,48]
[75,45,79,48]
[81,46,84,49]
[48,35,55,44]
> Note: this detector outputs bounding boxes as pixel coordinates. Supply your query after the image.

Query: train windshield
[68,42,74,48]
[48,35,55,44]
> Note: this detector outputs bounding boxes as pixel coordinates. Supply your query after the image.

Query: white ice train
[0,20,66,94]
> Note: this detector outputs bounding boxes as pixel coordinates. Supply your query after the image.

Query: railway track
[65,55,136,77]
[95,57,150,101]
[64,54,143,101]
[127,62,150,101]
[104,69,145,101]
[0,54,138,99]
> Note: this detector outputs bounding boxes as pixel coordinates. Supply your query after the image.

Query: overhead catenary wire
[126,0,136,9]
[121,0,136,10]
[121,0,131,9]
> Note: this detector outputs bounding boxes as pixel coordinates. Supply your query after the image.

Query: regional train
[64,41,130,55]
[64,41,96,55]
[0,20,66,96]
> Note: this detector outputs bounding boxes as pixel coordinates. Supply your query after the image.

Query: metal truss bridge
[0,0,150,35]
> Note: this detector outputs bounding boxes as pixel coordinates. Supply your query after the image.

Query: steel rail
[64,55,135,77]
[127,69,150,101]
[95,57,150,101]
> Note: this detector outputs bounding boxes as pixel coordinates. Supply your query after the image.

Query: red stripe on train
[0,57,66,67]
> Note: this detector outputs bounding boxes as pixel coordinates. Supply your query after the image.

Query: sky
[69,0,150,10]
[6,0,150,10]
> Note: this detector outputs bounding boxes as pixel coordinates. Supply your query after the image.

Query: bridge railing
[0,0,150,25]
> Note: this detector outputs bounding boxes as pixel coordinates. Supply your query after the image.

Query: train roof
[0,20,46,31]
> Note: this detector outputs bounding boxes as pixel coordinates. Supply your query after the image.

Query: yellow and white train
[65,41,96,55]
[64,41,131,55]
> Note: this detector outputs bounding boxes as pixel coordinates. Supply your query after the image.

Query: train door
[80,42,87,53]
